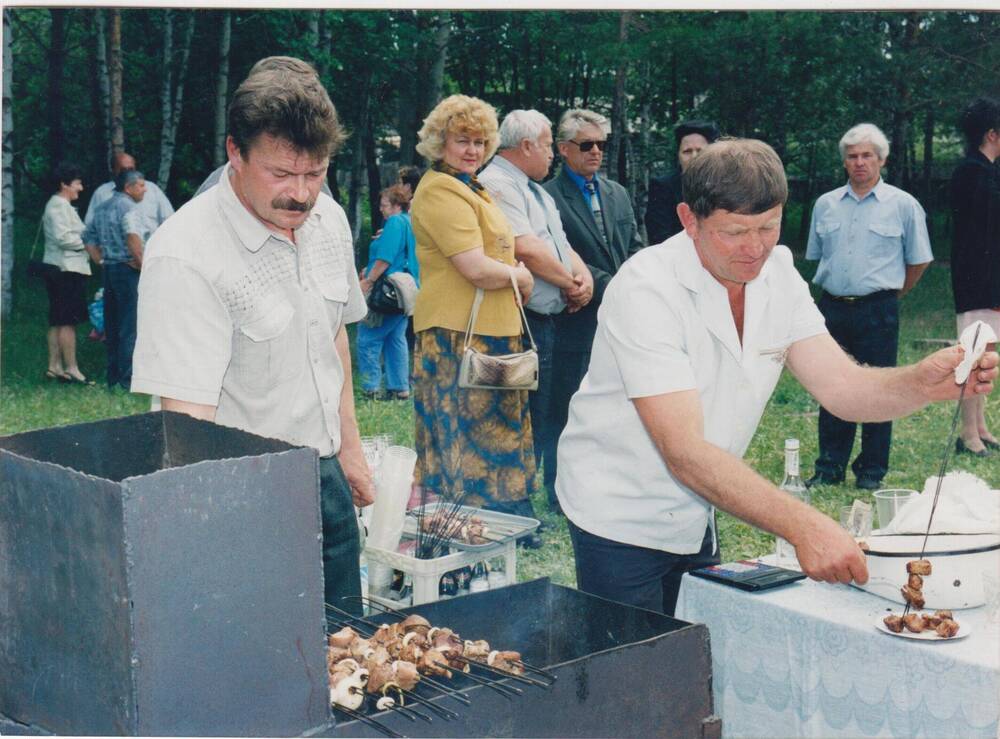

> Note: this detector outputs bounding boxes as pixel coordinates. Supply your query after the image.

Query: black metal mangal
[323,579,719,738]
[0,412,332,737]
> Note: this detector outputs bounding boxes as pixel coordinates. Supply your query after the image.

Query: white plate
[875,617,971,641]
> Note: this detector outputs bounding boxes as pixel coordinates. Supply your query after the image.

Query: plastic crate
[364,504,538,606]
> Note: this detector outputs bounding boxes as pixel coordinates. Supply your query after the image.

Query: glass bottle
[469,562,490,593]
[774,438,810,565]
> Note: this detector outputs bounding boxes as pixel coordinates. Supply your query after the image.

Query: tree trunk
[635,62,652,243]
[108,9,124,156]
[366,125,382,234]
[158,12,194,190]
[158,10,175,177]
[306,11,320,61]
[213,10,231,167]
[94,9,111,172]
[922,107,934,213]
[426,12,450,108]
[606,12,630,184]
[347,76,372,245]
[318,11,332,81]
[47,9,68,166]
[2,8,14,318]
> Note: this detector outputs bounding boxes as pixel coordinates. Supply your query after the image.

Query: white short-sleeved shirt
[555,232,828,554]
[132,164,367,457]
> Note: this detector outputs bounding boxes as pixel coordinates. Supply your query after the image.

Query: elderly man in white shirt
[479,109,593,522]
[85,151,174,239]
[556,138,999,616]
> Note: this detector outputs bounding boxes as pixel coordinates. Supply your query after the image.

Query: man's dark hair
[674,119,721,147]
[959,97,1000,152]
[228,66,346,160]
[397,165,423,194]
[52,161,83,192]
[115,169,144,192]
[683,138,787,218]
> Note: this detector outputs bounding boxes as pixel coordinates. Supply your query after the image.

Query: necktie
[584,180,609,244]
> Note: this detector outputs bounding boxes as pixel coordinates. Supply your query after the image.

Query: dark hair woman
[41,161,95,384]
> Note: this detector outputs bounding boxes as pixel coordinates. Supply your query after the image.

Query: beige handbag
[458,270,539,391]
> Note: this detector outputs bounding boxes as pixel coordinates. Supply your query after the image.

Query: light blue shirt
[479,155,574,314]
[563,165,601,206]
[806,179,933,296]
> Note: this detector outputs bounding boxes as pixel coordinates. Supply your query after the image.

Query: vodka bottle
[774,438,810,566]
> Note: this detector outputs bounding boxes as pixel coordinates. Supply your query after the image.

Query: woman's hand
[513,262,534,304]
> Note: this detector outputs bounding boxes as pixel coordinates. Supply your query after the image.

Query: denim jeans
[357,314,409,392]
[569,521,719,617]
[320,456,362,619]
[814,291,899,482]
[103,262,140,389]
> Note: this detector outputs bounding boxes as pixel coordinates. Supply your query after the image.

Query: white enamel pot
[858,533,1000,610]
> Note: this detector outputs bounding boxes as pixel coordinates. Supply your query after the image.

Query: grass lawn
[2,218,996,589]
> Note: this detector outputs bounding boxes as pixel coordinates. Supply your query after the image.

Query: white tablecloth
[676,571,999,738]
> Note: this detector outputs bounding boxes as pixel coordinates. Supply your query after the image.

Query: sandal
[45,370,70,383]
[64,372,95,386]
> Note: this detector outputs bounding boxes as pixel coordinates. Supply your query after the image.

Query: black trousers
[814,291,899,482]
[542,348,591,505]
[525,311,557,498]
[569,521,719,617]
[320,456,362,620]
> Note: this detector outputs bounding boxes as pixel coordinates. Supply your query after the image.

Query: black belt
[823,289,897,304]
[524,308,558,321]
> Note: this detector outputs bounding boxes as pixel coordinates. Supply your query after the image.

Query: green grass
[3,222,996,591]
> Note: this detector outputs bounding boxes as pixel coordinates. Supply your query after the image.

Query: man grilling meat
[131,60,373,618]
[555,138,999,616]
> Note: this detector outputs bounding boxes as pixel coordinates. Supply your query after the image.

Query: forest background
[2,7,999,316]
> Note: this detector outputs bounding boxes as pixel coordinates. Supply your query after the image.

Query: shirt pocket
[815,219,842,252]
[320,277,348,329]
[233,299,296,392]
[868,220,903,248]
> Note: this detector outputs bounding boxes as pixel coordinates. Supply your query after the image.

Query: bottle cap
[784,438,800,451]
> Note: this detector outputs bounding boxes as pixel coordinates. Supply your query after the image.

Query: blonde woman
[409,95,541,544]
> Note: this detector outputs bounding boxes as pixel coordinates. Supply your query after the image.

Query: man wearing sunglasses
[543,108,645,513]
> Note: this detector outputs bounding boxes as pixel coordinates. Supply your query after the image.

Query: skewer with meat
[906,560,932,576]
[487,650,525,676]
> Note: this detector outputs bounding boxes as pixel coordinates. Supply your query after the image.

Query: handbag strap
[29,218,44,261]
[463,267,538,352]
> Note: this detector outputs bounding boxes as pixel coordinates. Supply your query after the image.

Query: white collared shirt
[132,164,367,457]
[555,231,827,554]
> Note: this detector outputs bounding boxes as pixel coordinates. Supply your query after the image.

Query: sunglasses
[567,139,607,153]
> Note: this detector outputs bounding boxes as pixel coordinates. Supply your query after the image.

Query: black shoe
[981,437,1000,451]
[388,390,411,400]
[855,476,882,491]
[956,438,993,458]
[806,471,844,488]
[517,532,543,550]
[362,389,384,401]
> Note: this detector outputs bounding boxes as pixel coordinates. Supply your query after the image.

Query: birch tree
[46,9,68,165]
[108,8,123,156]
[157,10,195,190]
[213,10,231,167]
[2,8,14,318]
[92,9,111,176]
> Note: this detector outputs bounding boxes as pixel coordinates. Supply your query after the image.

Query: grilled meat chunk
[487,650,524,675]
[935,619,960,638]
[419,648,453,679]
[934,609,953,621]
[902,613,926,633]
[392,660,421,691]
[906,560,932,576]
[907,573,923,591]
[900,586,925,609]
[883,614,904,633]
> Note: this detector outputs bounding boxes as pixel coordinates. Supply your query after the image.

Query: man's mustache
[272,197,314,212]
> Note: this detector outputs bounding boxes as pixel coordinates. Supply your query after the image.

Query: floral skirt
[413,327,535,507]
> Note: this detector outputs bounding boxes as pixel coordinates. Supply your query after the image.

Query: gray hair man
[556,138,997,617]
[541,108,644,512]
[478,109,594,524]
[82,167,147,390]
[805,122,933,490]
[132,61,371,620]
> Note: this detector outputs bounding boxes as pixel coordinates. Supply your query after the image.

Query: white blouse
[42,195,91,276]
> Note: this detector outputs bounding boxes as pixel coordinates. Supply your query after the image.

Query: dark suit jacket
[645,171,684,245]
[543,166,645,351]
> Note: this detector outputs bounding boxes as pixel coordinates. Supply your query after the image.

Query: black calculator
[690,560,807,591]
